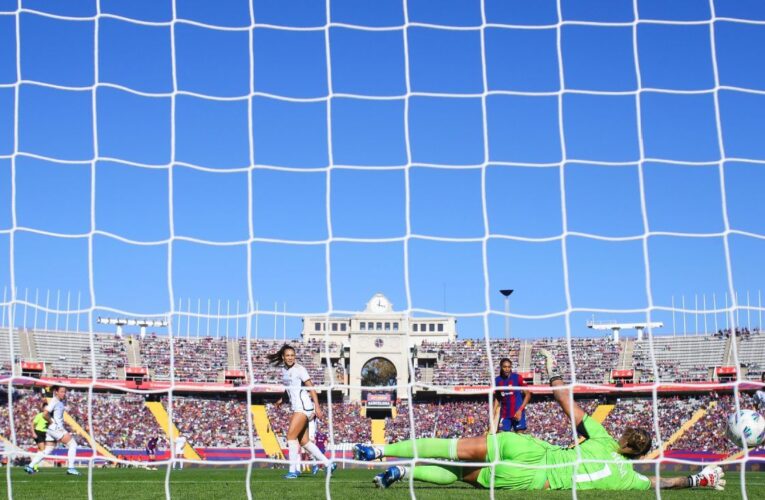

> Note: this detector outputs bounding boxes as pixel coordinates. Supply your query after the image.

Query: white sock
[374,445,385,458]
[287,440,300,473]
[67,438,78,469]
[29,449,48,468]
[302,442,330,466]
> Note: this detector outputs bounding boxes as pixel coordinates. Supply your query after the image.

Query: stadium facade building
[301,293,456,401]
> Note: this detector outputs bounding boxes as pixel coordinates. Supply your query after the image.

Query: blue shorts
[499,414,527,432]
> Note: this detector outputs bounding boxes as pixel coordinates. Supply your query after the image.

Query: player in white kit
[173,435,187,470]
[267,344,335,479]
[25,385,80,476]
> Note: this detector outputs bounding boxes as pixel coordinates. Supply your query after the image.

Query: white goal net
[1,0,764,499]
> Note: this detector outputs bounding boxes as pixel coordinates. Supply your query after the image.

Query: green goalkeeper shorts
[476,432,551,490]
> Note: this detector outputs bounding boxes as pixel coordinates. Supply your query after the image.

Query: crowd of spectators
[165,396,250,448]
[238,339,334,385]
[430,339,521,386]
[65,392,162,450]
[385,399,491,442]
[602,396,704,451]
[715,327,760,339]
[6,329,765,383]
[141,336,228,382]
[524,399,600,447]
[0,388,161,450]
[266,400,370,444]
[670,392,757,454]
[531,338,620,385]
[631,334,732,383]
[0,388,47,447]
[3,386,762,455]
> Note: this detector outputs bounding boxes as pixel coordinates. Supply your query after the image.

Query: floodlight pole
[97,317,168,338]
[500,289,514,339]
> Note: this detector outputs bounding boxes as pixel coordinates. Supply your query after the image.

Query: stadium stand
[0,328,20,377]
[531,338,621,384]
[164,396,250,448]
[2,329,763,386]
[141,336,228,383]
[736,331,765,380]
[31,330,127,379]
[602,396,706,451]
[430,339,521,386]
[266,400,370,445]
[632,334,727,382]
[238,339,330,385]
[669,392,757,455]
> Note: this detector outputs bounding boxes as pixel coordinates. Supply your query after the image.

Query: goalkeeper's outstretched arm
[650,466,726,490]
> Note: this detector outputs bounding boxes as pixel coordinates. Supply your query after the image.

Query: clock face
[371,297,389,313]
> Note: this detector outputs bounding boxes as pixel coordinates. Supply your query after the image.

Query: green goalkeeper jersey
[545,416,652,491]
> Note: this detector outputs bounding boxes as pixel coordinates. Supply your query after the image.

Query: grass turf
[1,466,762,499]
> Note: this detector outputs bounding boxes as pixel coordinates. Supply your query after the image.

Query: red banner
[519,371,534,381]
[612,369,634,379]
[225,370,245,378]
[716,366,737,376]
[21,361,44,371]
[125,366,148,376]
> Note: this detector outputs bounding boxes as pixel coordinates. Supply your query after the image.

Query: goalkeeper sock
[383,438,459,460]
[287,440,300,473]
[302,442,330,466]
[406,465,462,485]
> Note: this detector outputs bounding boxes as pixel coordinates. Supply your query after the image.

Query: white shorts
[46,428,67,442]
[294,409,315,421]
[308,417,317,442]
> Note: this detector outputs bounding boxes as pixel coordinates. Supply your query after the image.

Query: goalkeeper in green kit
[354,349,726,491]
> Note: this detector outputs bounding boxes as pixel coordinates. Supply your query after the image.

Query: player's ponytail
[267,344,296,367]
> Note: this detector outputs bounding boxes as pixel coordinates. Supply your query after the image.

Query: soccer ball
[726,409,765,448]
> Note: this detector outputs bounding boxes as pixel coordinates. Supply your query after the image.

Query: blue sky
[1,0,764,339]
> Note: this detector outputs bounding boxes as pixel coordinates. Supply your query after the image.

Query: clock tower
[364,293,393,314]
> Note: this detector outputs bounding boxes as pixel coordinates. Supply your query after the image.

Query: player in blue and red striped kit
[493,358,531,433]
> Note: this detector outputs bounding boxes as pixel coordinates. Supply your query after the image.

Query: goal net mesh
[1,0,764,499]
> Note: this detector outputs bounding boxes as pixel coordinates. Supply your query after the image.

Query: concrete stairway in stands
[227,339,241,369]
[124,336,142,367]
[250,405,285,459]
[645,404,712,459]
[145,401,202,460]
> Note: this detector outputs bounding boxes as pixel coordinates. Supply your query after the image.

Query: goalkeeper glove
[688,465,725,491]
[538,348,562,383]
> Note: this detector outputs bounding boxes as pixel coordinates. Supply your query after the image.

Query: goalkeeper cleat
[24,465,36,475]
[538,348,560,380]
[689,465,725,491]
[66,468,81,476]
[373,466,404,489]
[326,462,338,475]
[284,471,300,479]
[353,444,381,461]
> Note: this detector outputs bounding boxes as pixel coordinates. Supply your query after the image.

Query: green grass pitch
[1,467,763,499]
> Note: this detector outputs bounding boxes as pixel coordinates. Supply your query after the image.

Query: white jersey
[174,436,187,454]
[282,363,314,413]
[755,389,765,410]
[45,396,65,432]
